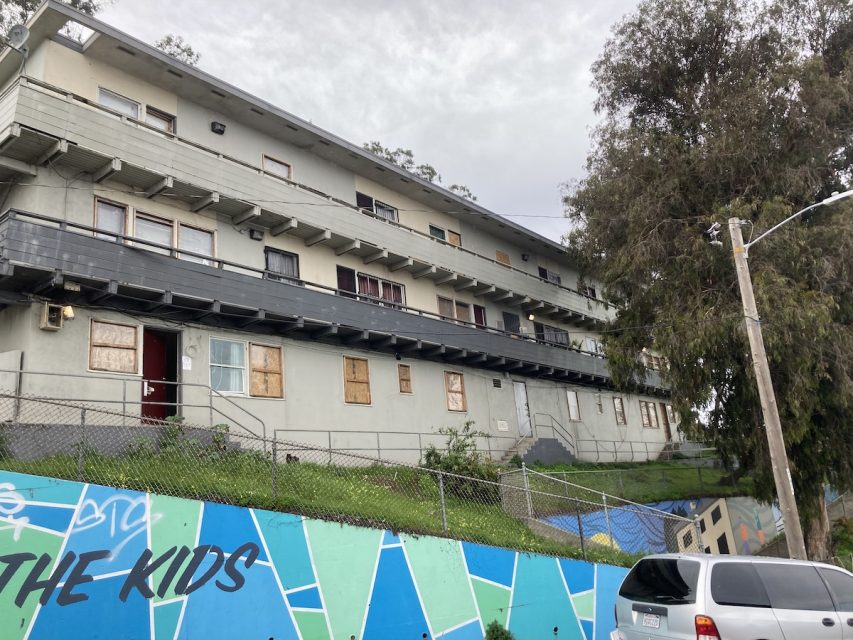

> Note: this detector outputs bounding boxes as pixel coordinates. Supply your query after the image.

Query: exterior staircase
[499,436,536,464]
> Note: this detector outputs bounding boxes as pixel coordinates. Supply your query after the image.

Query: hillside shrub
[423,421,499,503]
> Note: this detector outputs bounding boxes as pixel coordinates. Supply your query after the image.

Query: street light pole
[726,188,852,561]
[728,219,807,559]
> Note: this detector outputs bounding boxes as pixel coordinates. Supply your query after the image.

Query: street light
[727,189,852,560]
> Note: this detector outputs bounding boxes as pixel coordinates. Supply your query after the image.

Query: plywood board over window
[344,356,371,404]
[495,250,512,267]
[445,371,467,411]
[398,364,412,394]
[89,320,138,373]
[250,343,283,398]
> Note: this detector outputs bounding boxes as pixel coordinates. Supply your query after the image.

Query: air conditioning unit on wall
[39,303,63,331]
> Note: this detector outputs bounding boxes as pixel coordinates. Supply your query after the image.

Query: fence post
[328,432,333,465]
[418,433,423,461]
[438,472,448,533]
[603,493,614,549]
[76,408,86,482]
[522,463,533,518]
[376,432,381,461]
[693,515,704,553]
[271,439,277,500]
[575,499,587,561]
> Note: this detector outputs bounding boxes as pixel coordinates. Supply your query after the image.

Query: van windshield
[619,558,700,605]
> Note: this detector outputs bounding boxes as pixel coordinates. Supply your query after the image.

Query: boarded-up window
[344,356,371,404]
[250,344,283,398]
[89,320,138,373]
[398,364,412,394]
[437,296,455,319]
[613,397,626,425]
[495,250,511,266]
[567,390,581,421]
[445,371,467,411]
[455,301,471,323]
[447,230,462,247]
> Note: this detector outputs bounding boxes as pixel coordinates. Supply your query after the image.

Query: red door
[142,329,170,420]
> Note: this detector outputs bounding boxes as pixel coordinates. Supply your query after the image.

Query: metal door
[513,381,532,437]
[142,329,178,420]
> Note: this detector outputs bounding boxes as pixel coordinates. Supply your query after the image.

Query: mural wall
[0,471,627,640]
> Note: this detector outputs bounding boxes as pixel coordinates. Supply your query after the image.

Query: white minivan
[611,554,853,639]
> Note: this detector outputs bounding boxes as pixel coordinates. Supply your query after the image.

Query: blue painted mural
[0,471,628,639]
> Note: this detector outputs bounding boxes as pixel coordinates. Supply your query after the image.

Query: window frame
[446,230,462,247]
[264,247,300,283]
[355,191,397,222]
[437,296,455,320]
[248,342,284,399]
[88,319,140,375]
[398,363,413,394]
[538,266,562,285]
[177,223,216,266]
[444,371,467,412]
[473,304,487,327]
[640,400,660,428]
[262,154,293,180]
[144,106,176,133]
[209,337,248,395]
[93,198,128,241]
[343,355,372,405]
[429,225,446,241]
[98,87,140,119]
[567,390,581,421]
[133,211,174,255]
[354,271,405,307]
[613,397,627,425]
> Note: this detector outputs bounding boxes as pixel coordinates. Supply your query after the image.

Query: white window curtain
[210,339,246,393]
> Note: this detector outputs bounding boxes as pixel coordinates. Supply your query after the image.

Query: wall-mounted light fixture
[521,253,530,261]
[210,121,226,135]
[528,313,535,321]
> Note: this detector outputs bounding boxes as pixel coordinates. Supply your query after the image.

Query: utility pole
[728,219,807,560]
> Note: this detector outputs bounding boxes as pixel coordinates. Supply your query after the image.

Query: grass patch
[0,448,640,568]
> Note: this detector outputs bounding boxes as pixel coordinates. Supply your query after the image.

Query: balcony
[0,210,665,392]
[0,76,610,327]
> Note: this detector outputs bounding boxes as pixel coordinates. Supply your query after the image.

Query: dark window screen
[502,312,520,334]
[755,564,835,611]
[711,506,722,524]
[337,266,356,297]
[820,568,853,610]
[711,563,771,608]
[717,533,730,554]
[356,192,373,210]
[619,559,700,605]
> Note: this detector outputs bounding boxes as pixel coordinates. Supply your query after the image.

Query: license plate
[642,613,661,629]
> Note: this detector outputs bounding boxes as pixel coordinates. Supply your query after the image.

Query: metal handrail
[532,412,576,455]
[16,75,610,316]
[0,367,267,440]
[0,209,607,358]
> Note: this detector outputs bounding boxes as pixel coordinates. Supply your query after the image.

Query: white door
[513,382,532,437]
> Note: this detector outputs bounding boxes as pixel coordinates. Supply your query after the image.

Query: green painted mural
[0,471,627,639]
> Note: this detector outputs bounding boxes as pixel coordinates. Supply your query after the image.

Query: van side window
[618,558,699,604]
[754,564,835,611]
[820,568,853,610]
[710,563,771,608]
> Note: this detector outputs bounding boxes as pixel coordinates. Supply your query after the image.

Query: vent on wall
[39,303,63,331]
[492,379,502,389]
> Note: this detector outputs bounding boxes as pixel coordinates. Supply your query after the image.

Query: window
[429,225,446,241]
[356,273,404,306]
[716,533,730,554]
[337,266,357,298]
[665,404,678,426]
[473,305,487,327]
[495,250,511,267]
[578,281,597,298]
[710,563,771,608]
[711,505,722,524]
[618,558,700,605]
[355,192,397,222]
[134,213,172,255]
[437,296,455,319]
[533,322,569,346]
[447,230,462,247]
[754,564,835,611]
[595,393,604,414]
[210,339,246,394]
[682,531,693,548]
[445,372,467,411]
[820,568,853,610]
[640,400,659,428]
[343,356,371,404]
[89,320,138,373]
[502,312,521,334]
[454,301,471,324]
[265,248,299,282]
[699,519,706,533]
[95,199,127,240]
[178,225,214,266]
[145,107,175,133]
[567,390,581,421]
[538,266,561,285]
[262,155,292,179]
[398,364,412,394]
[613,397,626,425]
[249,343,283,398]
[585,338,603,354]
[98,88,139,118]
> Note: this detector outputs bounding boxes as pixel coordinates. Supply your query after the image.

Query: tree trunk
[804,493,831,561]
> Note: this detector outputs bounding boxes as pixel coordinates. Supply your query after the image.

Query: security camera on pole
[724,189,852,561]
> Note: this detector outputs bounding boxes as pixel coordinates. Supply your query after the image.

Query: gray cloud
[99,0,639,241]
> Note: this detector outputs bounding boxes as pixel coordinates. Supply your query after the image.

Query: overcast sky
[98,0,639,242]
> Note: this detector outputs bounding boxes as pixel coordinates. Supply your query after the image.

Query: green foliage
[423,422,499,502]
[1,1,107,40]
[0,427,10,460]
[160,415,186,451]
[564,0,852,553]
[154,34,200,66]
[832,518,853,566]
[509,453,523,469]
[484,621,515,640]
[362,141,477,201]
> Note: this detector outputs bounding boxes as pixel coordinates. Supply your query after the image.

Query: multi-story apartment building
[0,1,676,463]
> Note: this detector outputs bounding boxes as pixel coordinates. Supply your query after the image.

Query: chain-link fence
[501,467,705,556]
[0,392,703,564]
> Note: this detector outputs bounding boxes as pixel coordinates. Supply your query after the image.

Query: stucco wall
[0,470,627,639]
